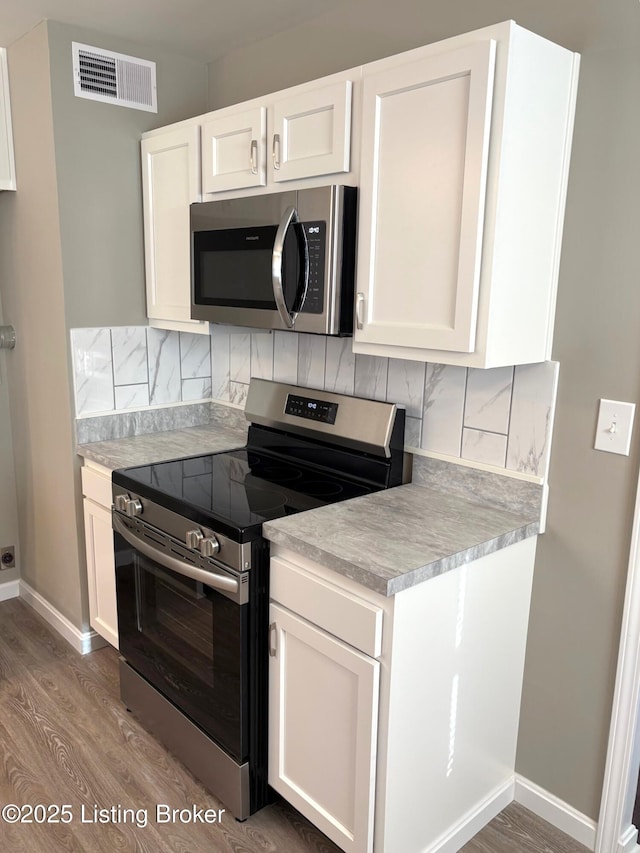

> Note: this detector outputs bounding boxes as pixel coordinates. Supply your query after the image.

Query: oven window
[115,534,249,762]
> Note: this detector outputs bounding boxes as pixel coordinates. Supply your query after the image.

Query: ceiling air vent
[72,42,157,112]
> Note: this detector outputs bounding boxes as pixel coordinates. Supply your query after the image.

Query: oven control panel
[285,393,338,425]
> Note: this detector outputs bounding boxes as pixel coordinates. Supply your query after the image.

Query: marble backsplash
[70,325,559,480]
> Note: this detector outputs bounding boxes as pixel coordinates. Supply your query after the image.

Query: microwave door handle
[272,205,309,329]
[113,512,241,600]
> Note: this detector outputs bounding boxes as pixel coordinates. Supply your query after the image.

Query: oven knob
[200,536,220,557]
[114,494,129,512]
[185,529,204,550]
[124,498,143,517]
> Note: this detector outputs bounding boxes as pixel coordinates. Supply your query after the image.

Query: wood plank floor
[0,598,590,852]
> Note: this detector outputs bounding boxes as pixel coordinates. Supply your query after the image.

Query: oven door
[113,512,249,763]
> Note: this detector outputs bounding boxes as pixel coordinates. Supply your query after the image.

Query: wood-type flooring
[0,598,590,852]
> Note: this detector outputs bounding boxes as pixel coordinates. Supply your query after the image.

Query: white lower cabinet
[268,602,379,853]
[268,553,382,852]
[269,537,538,853]
[81,463,118,648]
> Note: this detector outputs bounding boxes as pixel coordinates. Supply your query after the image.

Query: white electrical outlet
[594,399,636,455]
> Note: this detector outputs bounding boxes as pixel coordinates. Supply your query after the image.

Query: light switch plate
[594,399,636,455]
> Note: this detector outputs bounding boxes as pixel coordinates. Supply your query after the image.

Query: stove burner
[259,465,303,483]
[302,481,344,497]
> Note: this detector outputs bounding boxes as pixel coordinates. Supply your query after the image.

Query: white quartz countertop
[77,424,539,597]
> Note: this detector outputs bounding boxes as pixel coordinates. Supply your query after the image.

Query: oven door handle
[113,513,241,598]
[272,204,309,329]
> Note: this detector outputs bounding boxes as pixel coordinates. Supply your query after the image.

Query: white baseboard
[19,580,108,655]
[0,579,20,601]
[515,774,597,850]
[430,778,515,853]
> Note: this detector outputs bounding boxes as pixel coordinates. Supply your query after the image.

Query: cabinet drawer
[270,555,382,658]
[81,465,112,508]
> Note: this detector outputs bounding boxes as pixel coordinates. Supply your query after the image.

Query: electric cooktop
[113,447,378,541]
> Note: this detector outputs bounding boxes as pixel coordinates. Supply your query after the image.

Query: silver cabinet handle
[250,139,258,175]
[356,292,365,330]
[113,512,240,599]
[269,622,277,657]
[272,133,281,170]
[272,205,309,329]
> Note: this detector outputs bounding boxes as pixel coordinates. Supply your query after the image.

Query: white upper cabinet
[201,74,355,199]
[270,80,352,183]
[141,121,209,334]
[0,48,16,191]
[202,106,266,193]
[356,41,495,354]
[354,21,580,368]
[140,21,578,354]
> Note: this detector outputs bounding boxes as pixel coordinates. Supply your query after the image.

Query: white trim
[0,579,20,601]
[596,466,640,853]
[19,580,108,655]
[515,774,597,850]
[429,778,515,852]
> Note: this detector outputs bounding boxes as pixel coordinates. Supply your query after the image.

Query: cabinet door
[202,106,266,193]
[268,602,379,853]
[83,498,118,649]
[355,40,495,353]
[271,80,352,183]
[141,124,208,333]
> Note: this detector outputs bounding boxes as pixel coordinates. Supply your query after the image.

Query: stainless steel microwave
[190,185,357,335]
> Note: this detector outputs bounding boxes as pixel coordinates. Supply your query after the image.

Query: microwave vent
[72,42,157,112]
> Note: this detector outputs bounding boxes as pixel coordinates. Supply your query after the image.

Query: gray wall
[46,20,208,330]
[0,20,207,630]
[207,0,640,821]
[0,22,84,625]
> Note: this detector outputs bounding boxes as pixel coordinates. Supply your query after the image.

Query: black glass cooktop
[113,448,376,541]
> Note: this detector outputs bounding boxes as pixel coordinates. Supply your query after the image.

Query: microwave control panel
[300,221,326,314]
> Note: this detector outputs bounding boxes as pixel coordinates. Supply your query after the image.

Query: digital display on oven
[285,394,338,425]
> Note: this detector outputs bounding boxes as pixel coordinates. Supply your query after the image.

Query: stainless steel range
[111,379,407,820]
